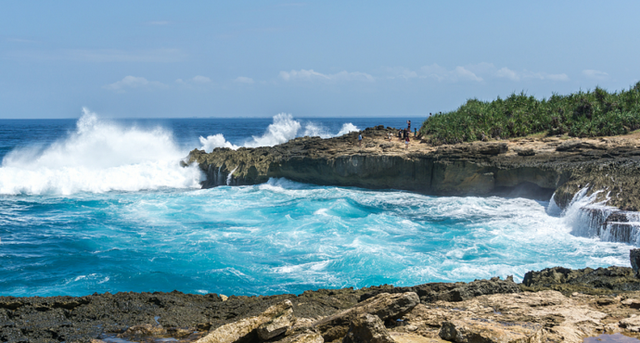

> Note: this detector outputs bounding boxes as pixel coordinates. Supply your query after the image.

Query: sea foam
[198,113,359,152]
[0,108,203,195]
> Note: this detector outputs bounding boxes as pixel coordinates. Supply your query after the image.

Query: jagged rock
[621,298,640,308]
[196,299,293,343]
[515,148,535,156]
[118,323,166,337]
[314,292,419,342]
[258,307,294,340]
[402,290,608,343]
[630,249,640,277]
[619,315,640,332]
[474,142,508,155]
[556,140,584,152]
[439,319,542,343]
[343,313,395,343]
[273,330,324,343]
[521,266,640,293]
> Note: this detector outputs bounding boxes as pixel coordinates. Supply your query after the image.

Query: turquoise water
[0,112,632,297]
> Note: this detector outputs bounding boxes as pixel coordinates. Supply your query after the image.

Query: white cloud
[192,75,212,83]
[234,76,255,84]
[279,69,375,82]
[386,67,418,80]
[419,64,483,82]
[176,76,212,86]
[582,69,609,80]
[544,73,570,81]
[104,76,167,92]
[496,67,520,81]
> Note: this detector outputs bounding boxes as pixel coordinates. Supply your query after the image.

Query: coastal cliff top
[188,125,640,211]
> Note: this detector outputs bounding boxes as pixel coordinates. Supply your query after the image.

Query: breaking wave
[198,113,359,153]
[0,108,203,195]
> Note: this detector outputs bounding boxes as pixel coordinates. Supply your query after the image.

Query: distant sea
[0,111,631,297]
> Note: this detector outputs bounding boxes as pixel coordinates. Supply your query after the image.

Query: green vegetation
[420,81,640,144]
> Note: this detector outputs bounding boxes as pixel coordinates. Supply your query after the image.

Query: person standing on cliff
[358,132,363,147]
[405,134,410,149]
[407,120,411,132]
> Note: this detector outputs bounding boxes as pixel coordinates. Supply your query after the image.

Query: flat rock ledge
[187,127,640,245]
[187,126,640,212]
[5,266,640,342]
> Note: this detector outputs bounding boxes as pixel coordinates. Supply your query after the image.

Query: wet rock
[522,266,640,294]
[314,292,419,342]
[343,313,395,343]
[196,299,293,343]
[0,299,22,310]
[630,249,640,277]
[118,323,166,338]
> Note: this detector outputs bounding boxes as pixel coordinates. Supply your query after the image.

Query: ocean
[0,110,632,297]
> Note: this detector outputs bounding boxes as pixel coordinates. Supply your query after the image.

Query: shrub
[420,81,640,144]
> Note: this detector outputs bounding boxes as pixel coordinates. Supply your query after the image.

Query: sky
[1,1,639,119]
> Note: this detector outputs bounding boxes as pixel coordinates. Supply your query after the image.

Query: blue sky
[1,1,639,119]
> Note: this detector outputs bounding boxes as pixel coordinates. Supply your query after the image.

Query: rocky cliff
[187,126,640,209]
[187,126,640,246]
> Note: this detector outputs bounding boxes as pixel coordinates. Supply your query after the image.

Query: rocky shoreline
[4,265,640,342]
[5,128,640,342]
[188,126,640,244]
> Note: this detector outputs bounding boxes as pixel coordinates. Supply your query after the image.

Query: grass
[419,81,640,144]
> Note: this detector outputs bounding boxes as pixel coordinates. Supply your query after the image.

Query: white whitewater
[198,113,359,153]
[0,108,203,195]
[558,187,640,245]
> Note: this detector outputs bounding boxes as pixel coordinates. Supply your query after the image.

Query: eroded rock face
[521,266,640,294]
[187,126,640,211]
[343,313,395,343]
[439,319,543,343]
[314,292,419,342]
[400,290,609,343]
[196,299,293,343]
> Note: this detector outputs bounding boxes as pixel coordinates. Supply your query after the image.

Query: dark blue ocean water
[0,113,632,297]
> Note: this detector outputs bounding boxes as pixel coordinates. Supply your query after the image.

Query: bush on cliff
[420,81,640,144]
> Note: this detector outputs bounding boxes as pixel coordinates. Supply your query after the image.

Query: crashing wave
[198,113,359,153]
[0,108,203,195]
[558,187,640,245]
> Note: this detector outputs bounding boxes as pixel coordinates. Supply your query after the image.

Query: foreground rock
[6,269,640,342]
[196,300,293,343]
[343,313,395,343]
[313,292,419,341]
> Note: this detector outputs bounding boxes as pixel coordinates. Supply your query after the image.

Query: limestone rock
[196,299,293,343]
[399,290,608,343]
[630,249,640,277]
[273,330,324,343]
[439,319,542,343]
[619,315,640,332]
[314,292,419,342]
[118,323,166,337]
[342,313,395,343]
[258,307,294,340]
[621,298,640,308]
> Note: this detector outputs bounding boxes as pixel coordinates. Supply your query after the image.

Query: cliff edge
[187,126,640,211]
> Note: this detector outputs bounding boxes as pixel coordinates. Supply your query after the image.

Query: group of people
[360,120,415,149]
